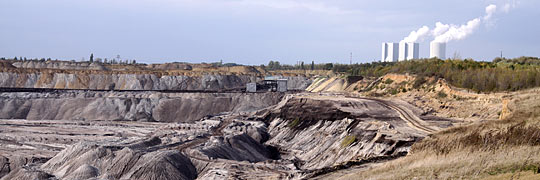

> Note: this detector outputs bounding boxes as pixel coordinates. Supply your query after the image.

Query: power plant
[381,42,419,62]
[430,42,446,59]
[381,42,446,61]
[381,42,399,62]
[399,42,419,61]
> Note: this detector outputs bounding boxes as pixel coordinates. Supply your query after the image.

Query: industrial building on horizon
[382,42,419,62]
[430,42,446,60]
[381,43,399,62]
[381,42,446,62]
[399,42,419,61]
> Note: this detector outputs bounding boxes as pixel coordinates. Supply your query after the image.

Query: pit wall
[0,72,313,91]
[0,91,284,122]
[0,72,254,90]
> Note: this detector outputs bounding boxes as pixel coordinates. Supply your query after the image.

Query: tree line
[259,56,540,92]
[342,57,540,93]
[263,60,334,71]
[1,54,137,65]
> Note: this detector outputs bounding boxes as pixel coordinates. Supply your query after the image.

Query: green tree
[324,63,333,70]
[89,53,94,62]
[268,61,275,70]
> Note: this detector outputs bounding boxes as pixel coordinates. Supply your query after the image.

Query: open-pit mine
[0,60,458,180]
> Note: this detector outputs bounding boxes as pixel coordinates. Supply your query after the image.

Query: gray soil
[0,91,455,180]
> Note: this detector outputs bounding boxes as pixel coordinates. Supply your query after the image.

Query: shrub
[384,78,394,84]
[402,88,408,93]
[413,76,426,89]
[390,88,399,95]
[437,91,448,98]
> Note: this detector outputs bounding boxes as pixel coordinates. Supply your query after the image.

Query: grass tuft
[341,135,357,148]
[288,118,301,128]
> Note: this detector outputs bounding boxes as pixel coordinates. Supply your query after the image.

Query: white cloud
[502,0,518,13]
[484,4,497,21]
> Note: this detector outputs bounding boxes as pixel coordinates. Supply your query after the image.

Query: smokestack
[430,42,446,59]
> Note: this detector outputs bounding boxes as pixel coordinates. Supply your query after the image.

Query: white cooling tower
[382,43,388,62]
[408,43,419,60]
[430,42,446,59]
[399,42,419,61]
[398,42,407,61]
[382,42,399,62]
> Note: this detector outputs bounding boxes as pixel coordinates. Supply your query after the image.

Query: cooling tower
[398,43,407,61]
[382,42,399,62]
[399,42,419,61]
[430,42,446,59]
[408,43,419,60]
[382,43,387,62]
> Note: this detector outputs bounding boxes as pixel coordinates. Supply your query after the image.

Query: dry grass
[340,146,540,180]
[413,113,540,156]
[338,94,540,180]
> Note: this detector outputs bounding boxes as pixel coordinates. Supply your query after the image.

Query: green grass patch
[437,91,448,98]
[389,88,399,95]
[384,78,394,84]
[288,118,301,128]
[488,164,540,176]
[341,135,357,148]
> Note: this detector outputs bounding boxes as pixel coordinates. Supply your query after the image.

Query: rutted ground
[307,74,506,121]
[0,91,454,179]
[303,74,540,179]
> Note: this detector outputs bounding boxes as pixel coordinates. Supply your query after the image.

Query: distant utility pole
[350,52,352,65]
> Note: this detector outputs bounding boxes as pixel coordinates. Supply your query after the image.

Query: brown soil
[0,61,16,69]
[268,98,353,130]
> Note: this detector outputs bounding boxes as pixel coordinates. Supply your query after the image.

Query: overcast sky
[1,0,539,65]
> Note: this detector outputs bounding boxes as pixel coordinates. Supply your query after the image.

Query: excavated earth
[0,61,458,180]
[0,90,455,180]
[0,71,311,91]
[0,91,283,122]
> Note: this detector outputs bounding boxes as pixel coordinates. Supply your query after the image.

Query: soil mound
[150,63,193,70]
[0,61,16,69]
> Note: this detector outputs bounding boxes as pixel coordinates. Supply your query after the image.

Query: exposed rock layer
[0,72,312,91]
[0,91,283,122]
[12,61,107,70]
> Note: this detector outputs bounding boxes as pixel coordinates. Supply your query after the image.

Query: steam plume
[400,26,430,43]
[401,2,515,43]
[432,4,496,43]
